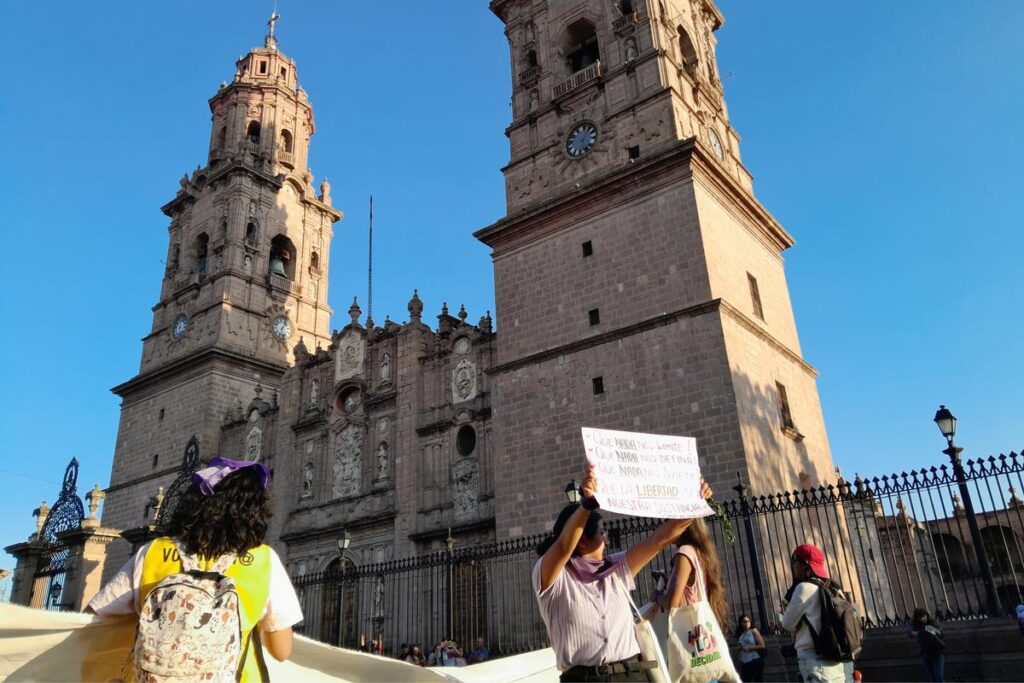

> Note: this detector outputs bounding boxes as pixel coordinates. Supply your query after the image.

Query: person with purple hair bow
[88,456,303,681]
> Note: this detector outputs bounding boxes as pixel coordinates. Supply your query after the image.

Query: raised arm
[625,480,712,577]
[538,466,598,591]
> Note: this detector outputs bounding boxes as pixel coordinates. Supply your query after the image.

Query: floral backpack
[132,543,246,683]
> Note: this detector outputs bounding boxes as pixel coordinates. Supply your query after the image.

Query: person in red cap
[780,544,846,683]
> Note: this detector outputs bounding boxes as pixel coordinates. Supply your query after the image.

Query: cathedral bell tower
[101,15,342,578]
[478,0,835,537]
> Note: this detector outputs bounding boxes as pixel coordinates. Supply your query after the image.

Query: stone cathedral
[99,0,836,581]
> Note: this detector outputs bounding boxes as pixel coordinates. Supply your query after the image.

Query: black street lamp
[933,405,1000,615]
[564,479,581,504]
[49,581,62,609]
[337,529,352,558]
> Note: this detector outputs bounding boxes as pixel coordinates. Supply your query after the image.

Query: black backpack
[803,578,864,662]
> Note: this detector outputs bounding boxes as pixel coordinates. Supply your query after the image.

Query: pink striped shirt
[532,552,640,672]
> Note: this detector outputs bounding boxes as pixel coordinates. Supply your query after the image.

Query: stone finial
[1009,484,1023,509]
[253,381,263,398]
[293,336,309,360]
[951,492,963,513]
[319,178,332,205]
[365,316,375,332]
[272,389,280,409]
[407,290,423,321]
[895,497,906,517]
[144,487,165,523]
[349,297,362,324]
[441,302,449,317]
[32,501,50,539]
[85,483,105,521]
[458,304,468,322]
[479,311,493,334]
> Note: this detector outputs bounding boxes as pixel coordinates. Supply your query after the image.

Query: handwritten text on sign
[581,427,713,519]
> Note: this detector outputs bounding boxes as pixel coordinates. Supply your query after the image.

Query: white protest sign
[581,427,713,519]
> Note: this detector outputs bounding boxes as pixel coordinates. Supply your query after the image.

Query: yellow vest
[140,537,272,683]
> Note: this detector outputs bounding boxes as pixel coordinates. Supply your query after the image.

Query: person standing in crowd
[910,608,945,682]
[88,457,303,682]
[468,637,491,663]
[735,614,766,681]
[780,544,846,683]
[533,465,712,682]
[1016,601,1024,638]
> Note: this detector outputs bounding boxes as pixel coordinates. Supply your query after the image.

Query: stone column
[58,525,122,611]
[3,539,44,606]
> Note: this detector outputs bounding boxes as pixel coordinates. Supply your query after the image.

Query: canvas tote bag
[617,574,671,683]
[665,551,740,683]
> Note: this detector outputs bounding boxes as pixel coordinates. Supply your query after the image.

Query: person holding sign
[533,465,712,682]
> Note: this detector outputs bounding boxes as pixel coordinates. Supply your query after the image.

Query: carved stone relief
[331,425,363,498]
[335,332,365,382]
[246,426,263,461]
[379,353,392,385]
[375,442,389,482]
[452,359,478,403]
[301,462,313,498]
[452,457,480,521]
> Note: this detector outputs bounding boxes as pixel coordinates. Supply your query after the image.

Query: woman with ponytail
[533,465,712,682]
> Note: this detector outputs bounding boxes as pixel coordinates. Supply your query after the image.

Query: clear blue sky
[1,1,1022,559]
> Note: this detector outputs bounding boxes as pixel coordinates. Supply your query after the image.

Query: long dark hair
[734,614,753,638]
[676,517,729,631]
[166,467,271,557]
[536,503,603,556]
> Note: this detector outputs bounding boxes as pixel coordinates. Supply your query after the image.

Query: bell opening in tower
[563,19,600,74]
[269,234,296,280]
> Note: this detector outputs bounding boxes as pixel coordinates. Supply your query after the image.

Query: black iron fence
[293,450,1024,657]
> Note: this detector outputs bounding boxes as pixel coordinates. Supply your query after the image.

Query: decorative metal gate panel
[154,435,201,533]
[34,458,85,610]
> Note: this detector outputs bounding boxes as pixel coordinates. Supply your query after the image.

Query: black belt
[564,657,658,677]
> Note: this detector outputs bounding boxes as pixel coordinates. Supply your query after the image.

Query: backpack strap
[236,628,271,683]
[174,540,200,572]
[210,552,238,575]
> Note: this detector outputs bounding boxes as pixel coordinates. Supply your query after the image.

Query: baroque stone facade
[100,0,835,581]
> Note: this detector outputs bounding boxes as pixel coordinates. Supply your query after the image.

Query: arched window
[526,49,538,68]
[619,0,634,13]
[216,126,227,149]
[279,129,293,153]
[677,26,699,76]
[269,234,296,279]
[931,532,968,579]
[246,121,261,145]
[195,233,209,276]
[245,221,257,244]
[563,19,600,74]
[310,250,320,272]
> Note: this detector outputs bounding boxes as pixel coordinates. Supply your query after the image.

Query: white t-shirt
[88,541,303,632]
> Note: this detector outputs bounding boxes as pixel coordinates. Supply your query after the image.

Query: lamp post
[48,580,62,610]
[933,405,1001,615]
[446,529,455,641]
[336,530,352,647]
[564,479,581,504]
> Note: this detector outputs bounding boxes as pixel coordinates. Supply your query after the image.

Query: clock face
[708,129,725,161]
[566,122,598,158]
[271,316,293,341]
[172,314,189,341]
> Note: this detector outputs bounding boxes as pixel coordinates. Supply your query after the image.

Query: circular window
[456,425,477,457]
[336,387,360,413]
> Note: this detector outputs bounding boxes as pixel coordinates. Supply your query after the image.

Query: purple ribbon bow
[193,456,270,495]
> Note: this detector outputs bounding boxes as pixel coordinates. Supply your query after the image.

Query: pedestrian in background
[910,608,945,682]
[735,614,766,681]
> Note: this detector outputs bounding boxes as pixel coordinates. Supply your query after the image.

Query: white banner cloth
[581,427,713,519]
[0,603,559,682]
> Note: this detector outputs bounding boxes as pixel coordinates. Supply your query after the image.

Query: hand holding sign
[581,427,714,519]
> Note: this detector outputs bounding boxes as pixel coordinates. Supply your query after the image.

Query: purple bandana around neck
[193,456,270,496]
[568,554,620,584]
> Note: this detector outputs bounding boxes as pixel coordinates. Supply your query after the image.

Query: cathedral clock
[566,122,598,158]
[271,316,293,341]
